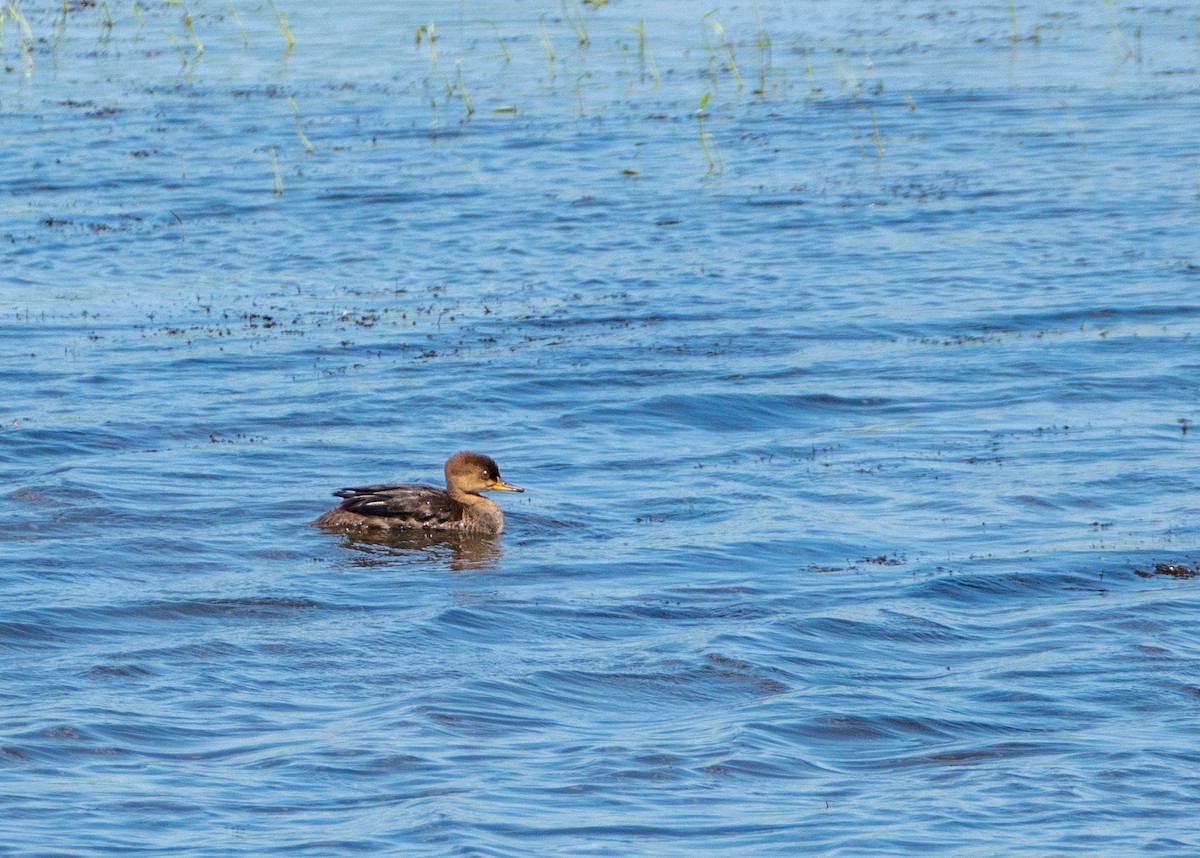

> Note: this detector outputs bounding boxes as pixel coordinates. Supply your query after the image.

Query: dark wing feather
[332,483,463,526]
[332,483,402,500]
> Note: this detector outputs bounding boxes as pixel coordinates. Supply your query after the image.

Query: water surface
[3,1,1200,854]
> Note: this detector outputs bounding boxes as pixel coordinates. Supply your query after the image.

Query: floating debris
[1136,563,1199,579]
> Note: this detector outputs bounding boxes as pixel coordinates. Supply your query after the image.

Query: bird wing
[332,483,462,526]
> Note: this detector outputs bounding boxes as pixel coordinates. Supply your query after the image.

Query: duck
[313,451,524,534]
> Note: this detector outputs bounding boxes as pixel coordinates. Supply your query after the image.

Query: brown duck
[313,452,524,534]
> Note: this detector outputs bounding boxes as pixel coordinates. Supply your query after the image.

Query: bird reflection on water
[334,527,505,573]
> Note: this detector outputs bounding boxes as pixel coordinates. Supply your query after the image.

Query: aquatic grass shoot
[51,0,68,53]
[575,73,586,117]
[700,13,718,83]
[481,20,510,65]
[288,97,313,153]
[867,107,883,156]
[270,147,283,195]
[620,143,642,177]
[455,58,473,117]
[270,1,294,52]
[846,104,883,158]
[227,0,247,49]
[164,0,203,57]
[162,29,188,68]
[702,12,743,92]
[629,18,659,87]
[6,0,36,73]
[1104,0,1133,62]
[696,91,722,174]
[183,9,202,55]
[562,0,589,47]
[833,50,860,97]
[181,8,200,54]
[6,1,35,45]
[800,45,820,95]
[751,0,771,95]
[538,15,555,75]
[1058,99,1087,152]
[416,23,436,72]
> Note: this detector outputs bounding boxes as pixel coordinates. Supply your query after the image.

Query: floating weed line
[270,1,294,52]
[171,211,185,243]
[288,97,313,153]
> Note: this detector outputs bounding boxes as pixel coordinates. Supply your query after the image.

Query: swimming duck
[313,451,524,534]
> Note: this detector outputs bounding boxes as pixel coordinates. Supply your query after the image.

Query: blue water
[3,1,1200,854]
